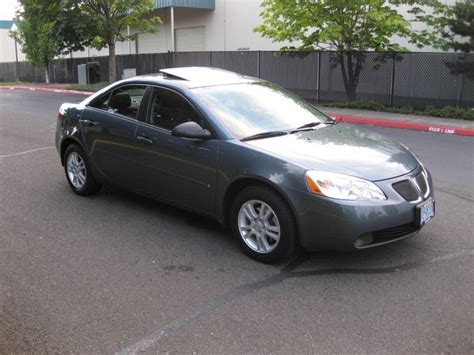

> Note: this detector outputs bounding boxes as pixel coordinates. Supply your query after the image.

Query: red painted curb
[0,85,93,96]
[327,113,474,137]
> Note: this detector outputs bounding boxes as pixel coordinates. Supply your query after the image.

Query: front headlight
[305,171,386,200]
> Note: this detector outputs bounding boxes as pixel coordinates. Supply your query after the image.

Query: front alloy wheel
[231,186,297,263]
[238,200,281,253]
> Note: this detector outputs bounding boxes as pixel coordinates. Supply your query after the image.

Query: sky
[1,0,19,20]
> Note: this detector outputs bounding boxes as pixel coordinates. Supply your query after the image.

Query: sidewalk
[1,84,473,137]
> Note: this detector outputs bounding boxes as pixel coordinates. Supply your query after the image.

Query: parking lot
[1,90,473,353]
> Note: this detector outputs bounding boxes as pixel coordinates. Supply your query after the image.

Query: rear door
[80,84,148,188]
[134,86,219,215]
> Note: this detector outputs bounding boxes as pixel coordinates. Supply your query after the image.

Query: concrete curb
[1,85,472,137]
[325,113,474,137]
[0,85,93,96]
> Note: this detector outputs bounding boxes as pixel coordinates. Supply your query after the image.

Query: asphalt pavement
[1,91,473,353]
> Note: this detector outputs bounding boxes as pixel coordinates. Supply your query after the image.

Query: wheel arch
[60,137,86,166]
[222,177,301,242]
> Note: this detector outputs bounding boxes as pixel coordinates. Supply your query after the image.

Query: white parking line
[0,146,54,158]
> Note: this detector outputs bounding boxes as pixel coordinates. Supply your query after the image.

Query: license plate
[416,198,435,226]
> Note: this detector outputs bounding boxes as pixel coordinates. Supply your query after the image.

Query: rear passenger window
[89,86,146,119]
[89,92,111,110]
[107,86,146,119]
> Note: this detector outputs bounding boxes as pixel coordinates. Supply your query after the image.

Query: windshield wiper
[290,120,338,133]
[296,121,322,129]
[290,121,322,133]
[241,131,288,142]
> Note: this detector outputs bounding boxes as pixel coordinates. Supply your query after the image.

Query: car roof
[130,67,261,89]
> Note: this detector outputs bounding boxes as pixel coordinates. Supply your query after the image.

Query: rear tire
[230,186,297,263]
[63,143,101,196]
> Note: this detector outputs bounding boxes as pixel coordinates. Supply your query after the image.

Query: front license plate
[416,198,435,226]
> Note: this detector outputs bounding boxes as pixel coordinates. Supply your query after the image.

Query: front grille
[393,180,418,201]
[415,171,428,196]
[372,223,419,239]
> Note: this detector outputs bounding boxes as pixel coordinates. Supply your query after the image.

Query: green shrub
[63,82,110,92]
[322,100,473,121]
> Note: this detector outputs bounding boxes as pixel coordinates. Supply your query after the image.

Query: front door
[134,87,219,215]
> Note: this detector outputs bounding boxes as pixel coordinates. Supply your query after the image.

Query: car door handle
[136,135,153,144]
[79,119,99,126]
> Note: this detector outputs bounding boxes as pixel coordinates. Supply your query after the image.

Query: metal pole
[456,56,463,108]
[316,51,321,102]
[256,51,260,78]
[127,26,131,54]
[456,73,464,108]
[14,38,19,81]
[389,54,396,107]
[170,7,175,52]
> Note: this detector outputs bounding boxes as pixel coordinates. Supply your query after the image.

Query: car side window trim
[86,105,142,126]
[145,85,218,139]
[137,86,152,123]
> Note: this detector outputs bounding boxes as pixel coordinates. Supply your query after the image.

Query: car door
[133,86,219,215]
[80,84,148,188]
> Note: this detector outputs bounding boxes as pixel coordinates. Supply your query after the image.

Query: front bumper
[289,166,434,251]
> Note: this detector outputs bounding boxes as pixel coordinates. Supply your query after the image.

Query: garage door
[175,26,205,52]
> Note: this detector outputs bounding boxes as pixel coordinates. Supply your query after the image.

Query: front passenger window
[107,86,146,120]
[149,88,204,130]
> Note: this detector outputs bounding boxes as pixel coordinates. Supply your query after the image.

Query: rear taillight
[57,112,61,120]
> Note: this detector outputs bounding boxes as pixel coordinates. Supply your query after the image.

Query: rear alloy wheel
[231,186,297,263]
[64,144,101,196]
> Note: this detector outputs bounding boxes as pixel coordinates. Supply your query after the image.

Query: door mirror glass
[172,122,211,140]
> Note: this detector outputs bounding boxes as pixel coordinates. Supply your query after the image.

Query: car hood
[245,124,419,181]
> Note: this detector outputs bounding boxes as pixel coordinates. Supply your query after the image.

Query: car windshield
[193,82,333,140]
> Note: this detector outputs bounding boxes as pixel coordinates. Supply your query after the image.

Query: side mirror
[172,121,211,140]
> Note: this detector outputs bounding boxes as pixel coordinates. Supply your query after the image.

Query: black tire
[230,186,298,263]
[63,143,101,196]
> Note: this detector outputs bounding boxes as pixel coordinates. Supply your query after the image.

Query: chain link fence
[0,51,472,108]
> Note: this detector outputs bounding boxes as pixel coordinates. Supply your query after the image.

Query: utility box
[122,68,137,80]
[77,62,101,85]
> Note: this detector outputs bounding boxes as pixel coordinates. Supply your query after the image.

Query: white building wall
[0,0,461,63]
[72,0,294,58]
[0,29,25,62]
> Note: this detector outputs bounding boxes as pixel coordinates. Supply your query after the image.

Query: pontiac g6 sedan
[56,67,435,263]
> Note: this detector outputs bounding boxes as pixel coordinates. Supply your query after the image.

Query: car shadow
[99,184,224,232]
[92,184,446,274]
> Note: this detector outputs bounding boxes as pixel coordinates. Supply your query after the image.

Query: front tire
[230,186,298,263]
[64,144,101,196]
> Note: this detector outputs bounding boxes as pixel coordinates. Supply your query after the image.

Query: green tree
[78,0,161,82]
[443,0,473,79]
[10,0,60,83]
[255,0,450,101]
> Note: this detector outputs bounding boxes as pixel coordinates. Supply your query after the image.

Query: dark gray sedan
[56,67,435,263]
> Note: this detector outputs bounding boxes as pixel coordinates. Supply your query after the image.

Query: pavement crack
[117,249,473,354]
